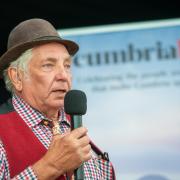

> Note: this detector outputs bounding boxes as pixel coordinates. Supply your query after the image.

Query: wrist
[32,158,63,180]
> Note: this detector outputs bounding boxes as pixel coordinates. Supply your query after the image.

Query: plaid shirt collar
[12,94,70,129]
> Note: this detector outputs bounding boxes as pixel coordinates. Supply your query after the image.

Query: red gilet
[0,111,65,179]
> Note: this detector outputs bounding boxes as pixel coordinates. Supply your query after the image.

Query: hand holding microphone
[32,90,91,180]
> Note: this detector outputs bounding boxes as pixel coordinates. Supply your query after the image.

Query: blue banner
[59,19,180,180]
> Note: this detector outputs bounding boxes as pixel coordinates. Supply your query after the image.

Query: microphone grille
[64,90,87,115]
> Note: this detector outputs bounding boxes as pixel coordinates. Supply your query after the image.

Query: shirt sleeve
[12,167,37,180]
[0,140,10,179]
[0,140,37,180]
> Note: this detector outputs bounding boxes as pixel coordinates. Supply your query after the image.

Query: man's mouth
[52,89,67,93]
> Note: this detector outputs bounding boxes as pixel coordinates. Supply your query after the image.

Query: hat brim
[0,36,79,77]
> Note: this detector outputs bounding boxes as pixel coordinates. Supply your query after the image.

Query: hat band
[33,36,61,41]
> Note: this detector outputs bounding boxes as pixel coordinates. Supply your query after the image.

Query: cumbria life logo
[73,41,180,67]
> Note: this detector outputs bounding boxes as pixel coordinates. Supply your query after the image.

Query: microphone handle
[71,115,84,180]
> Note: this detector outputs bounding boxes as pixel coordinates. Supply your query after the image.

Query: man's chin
[50,100,64,109]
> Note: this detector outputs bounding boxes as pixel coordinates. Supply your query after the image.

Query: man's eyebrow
[43,56,72,62]
[43,57,57,62]
[64,56,72,62]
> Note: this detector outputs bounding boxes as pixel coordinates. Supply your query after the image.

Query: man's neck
[14,92,60,122]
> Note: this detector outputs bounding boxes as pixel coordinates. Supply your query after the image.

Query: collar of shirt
[12,94,71,129]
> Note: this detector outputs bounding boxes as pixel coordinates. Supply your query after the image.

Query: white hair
[3,48,33,92]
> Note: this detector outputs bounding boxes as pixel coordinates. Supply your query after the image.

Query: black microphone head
[64,90,87,115]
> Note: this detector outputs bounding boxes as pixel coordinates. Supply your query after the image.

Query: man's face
[20,42,72,112]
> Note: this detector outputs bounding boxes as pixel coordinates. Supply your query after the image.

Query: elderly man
[0,19,115,179]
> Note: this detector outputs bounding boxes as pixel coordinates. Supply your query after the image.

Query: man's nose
[55,66,69,80]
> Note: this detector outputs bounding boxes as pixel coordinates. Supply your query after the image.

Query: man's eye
[42,64,54,71]
[65,64,71,69]
[42,64,53,67]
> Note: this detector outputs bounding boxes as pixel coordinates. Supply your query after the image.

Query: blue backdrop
[59,19,180,180]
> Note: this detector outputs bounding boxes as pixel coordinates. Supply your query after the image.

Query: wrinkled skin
[8,42,92,179]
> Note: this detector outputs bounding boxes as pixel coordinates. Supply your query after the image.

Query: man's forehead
[42,56,72,62]
[33,42,68,50]
[30,53,72,65]
[31,43,71,59]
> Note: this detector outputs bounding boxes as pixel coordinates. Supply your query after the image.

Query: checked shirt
[0,94,105,179]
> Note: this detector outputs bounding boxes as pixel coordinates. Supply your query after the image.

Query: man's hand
[32,127,91,180]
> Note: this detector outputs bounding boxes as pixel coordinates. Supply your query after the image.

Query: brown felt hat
[0,18,79,77]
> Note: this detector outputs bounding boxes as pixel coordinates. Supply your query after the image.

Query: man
[0,19,115,179]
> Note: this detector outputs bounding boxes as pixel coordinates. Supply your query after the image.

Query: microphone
[64,90,87,180]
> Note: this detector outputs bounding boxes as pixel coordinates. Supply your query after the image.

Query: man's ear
[8,67,23,92]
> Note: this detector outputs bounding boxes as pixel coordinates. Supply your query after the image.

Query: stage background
[59,18,180,180]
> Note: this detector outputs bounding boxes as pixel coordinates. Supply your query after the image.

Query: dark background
[0,0,180,104]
